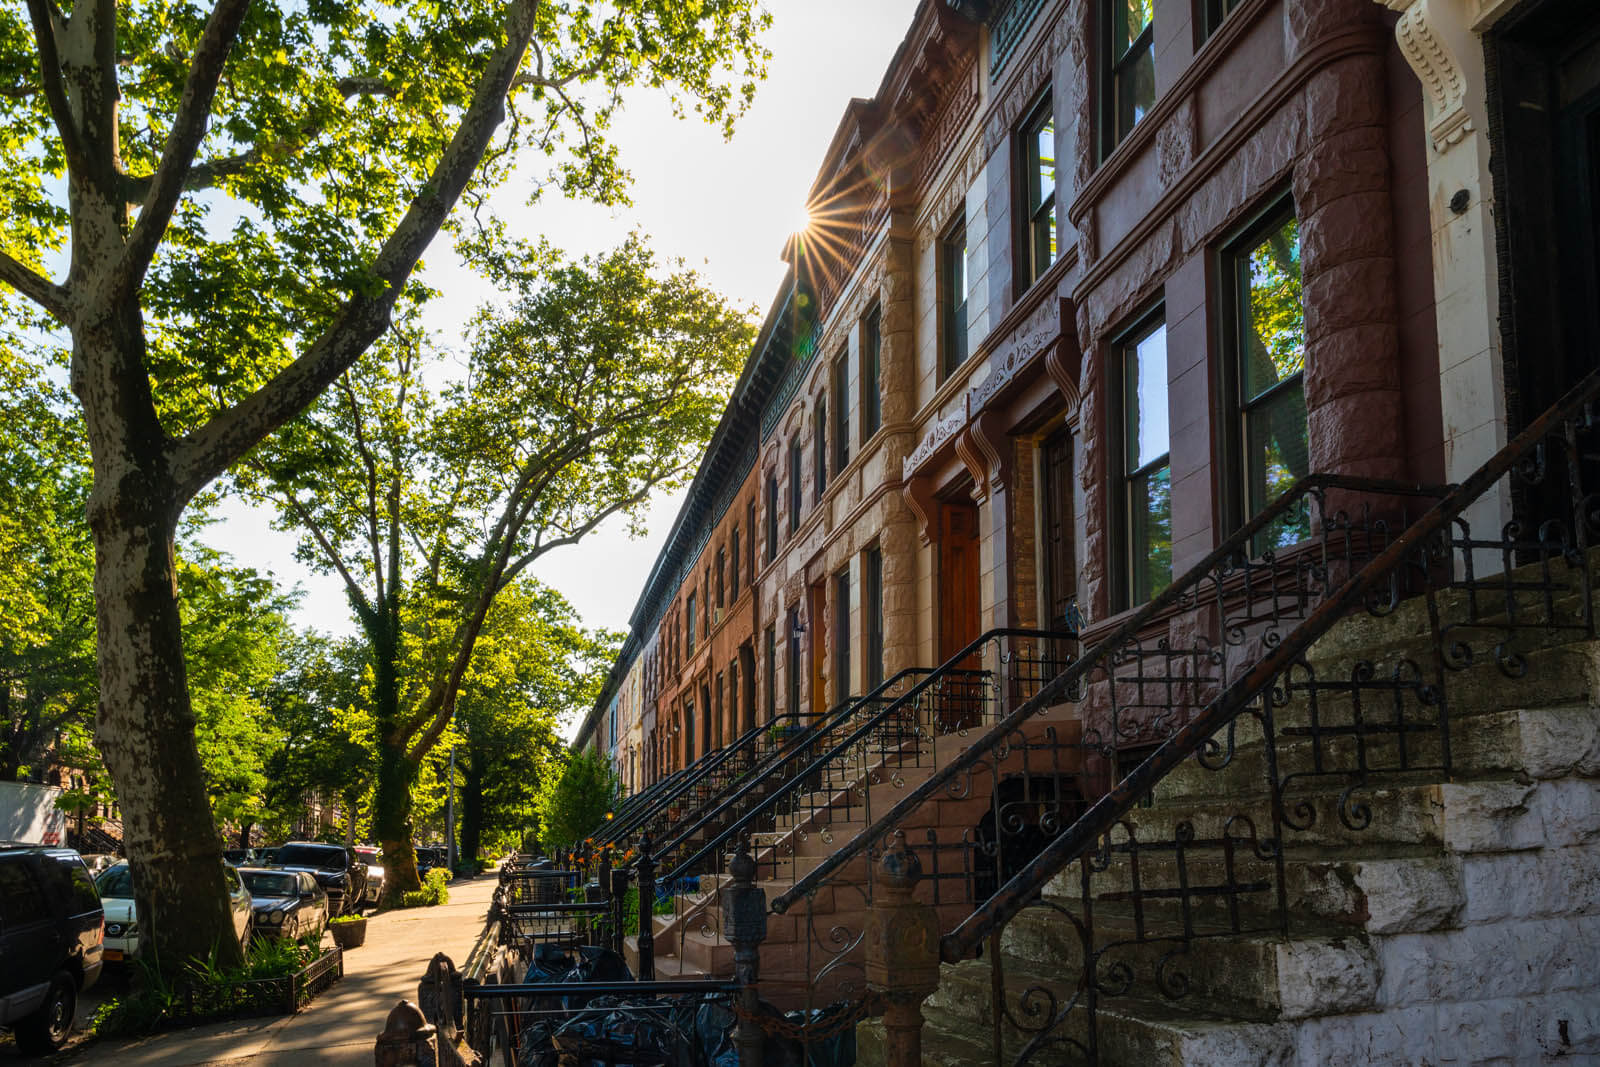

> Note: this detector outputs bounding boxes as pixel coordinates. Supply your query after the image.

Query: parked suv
[271,842,367,916]
[0,847,103,1054]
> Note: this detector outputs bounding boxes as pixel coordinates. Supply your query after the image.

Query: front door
[938,498,983,731]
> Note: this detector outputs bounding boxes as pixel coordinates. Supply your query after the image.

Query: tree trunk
[88,472,243,970]
[237,821,252,850]
[375,738,420,899]
[459,753,483,867]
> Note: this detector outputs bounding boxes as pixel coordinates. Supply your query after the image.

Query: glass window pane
[1124,323,1169,472]
[1247,383,1312,550]
[1130,463,1172,603]
[1117,0,1155,59]
[1240,216,1305,401]
[1034,119,1056,209]
[1118,43,1156,136]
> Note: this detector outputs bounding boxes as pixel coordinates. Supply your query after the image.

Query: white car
[353,846,385,903]
[95,862,253,961]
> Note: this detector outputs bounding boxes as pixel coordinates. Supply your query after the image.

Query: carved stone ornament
[902,411,968,481]
[1380,0,1474,153]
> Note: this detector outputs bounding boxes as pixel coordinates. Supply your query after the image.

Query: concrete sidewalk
[67,874,498,1066]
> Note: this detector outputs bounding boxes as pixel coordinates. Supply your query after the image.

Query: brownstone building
[574,0,1600,1060]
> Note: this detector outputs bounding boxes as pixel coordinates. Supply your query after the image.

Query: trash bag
[524,943,575,983]
[776,1001,856,1067]
[516,994,707,1067]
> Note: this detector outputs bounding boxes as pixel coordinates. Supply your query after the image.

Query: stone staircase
[858,576,1600,1064]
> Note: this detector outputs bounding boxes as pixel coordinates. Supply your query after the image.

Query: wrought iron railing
[772,368,1600,1062]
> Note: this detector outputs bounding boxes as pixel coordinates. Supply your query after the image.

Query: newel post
[865,833,940,1067]
[374,1000,438,1066]
[636,832,656,980]
[721,838,767,1067]
[610,862,631,958]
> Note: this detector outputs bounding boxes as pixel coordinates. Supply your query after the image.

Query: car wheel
[15,974,76,1055]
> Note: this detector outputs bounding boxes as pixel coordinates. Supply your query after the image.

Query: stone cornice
[1379,0,1475,152]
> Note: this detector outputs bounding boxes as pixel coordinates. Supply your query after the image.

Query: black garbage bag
[566,945,633,984]
[775,1001,856,1067]
[527,995,699,1067]
[524,943,575,983]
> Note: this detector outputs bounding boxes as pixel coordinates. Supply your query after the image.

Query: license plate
[103,949,123,961]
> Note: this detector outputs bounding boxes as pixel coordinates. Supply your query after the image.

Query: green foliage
[398,868,451,908]
[535,747,619,851]
[328,913,365,926]
[93,935,325,1036]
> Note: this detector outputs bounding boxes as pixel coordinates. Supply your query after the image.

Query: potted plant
[328,913,367,949]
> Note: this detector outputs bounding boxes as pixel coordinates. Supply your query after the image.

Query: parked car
[257,846,279,866]
[0,846,103,1054]
[222,847,258,866]
[271,842,367,916]
[352,846,384,904]
[239,868,328,941]
[414,845,449,878]
[95,861,252,962]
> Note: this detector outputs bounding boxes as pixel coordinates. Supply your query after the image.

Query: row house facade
[582,0,1450,781]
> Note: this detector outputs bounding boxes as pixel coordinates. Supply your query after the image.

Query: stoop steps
[858,574,1600,1065]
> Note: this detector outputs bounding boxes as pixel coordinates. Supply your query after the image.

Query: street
[3,874,497,1065]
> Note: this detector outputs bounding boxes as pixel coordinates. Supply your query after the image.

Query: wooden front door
[938,499,983,731]
[809,582,828,719]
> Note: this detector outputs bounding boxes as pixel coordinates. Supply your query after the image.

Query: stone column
[864,833,941,1067]
[1290,0,1408,485]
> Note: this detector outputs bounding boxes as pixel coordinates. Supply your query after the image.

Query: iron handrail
[596,717,782,846]
[649,663,942,867]
[595,770,690,844]
[770,472,1450,915]
[938,370,1600,959]
[658,625,1080,886]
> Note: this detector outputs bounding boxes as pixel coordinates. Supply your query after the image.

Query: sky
[201,0,924,651]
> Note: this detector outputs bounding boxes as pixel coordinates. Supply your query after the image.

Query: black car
[415,845,449,877]
[271,842,367,916]
[0,847,103,1054]
[239,868,328,941]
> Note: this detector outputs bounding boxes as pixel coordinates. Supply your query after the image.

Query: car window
[58,857,103,915]
[242,871,296,897]
[224,866,242,892]
[96,865,134,898]
[0,860,52,925]
[275,845,346,869]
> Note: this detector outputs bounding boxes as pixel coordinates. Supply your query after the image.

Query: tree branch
[168,0,542,504]
[23,0,90,178]
[117,0,253,293]
[0,251,70,321]
[273,487,377,624]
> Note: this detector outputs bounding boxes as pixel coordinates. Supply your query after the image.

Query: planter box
[330,917,368,949]
[169,947,344,1027]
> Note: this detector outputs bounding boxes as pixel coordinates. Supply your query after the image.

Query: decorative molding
[918,137,985,253]
[902,475,940,546]
[1156,97,1197,189]
[1382,0,1474,153]
[990,0,1048,76]
[984,10,1072,156]
[1044,314,1083,419]
[959,411,1012,500]
[968,294,1064,415]
[903,412,967,480]
[917,62,982,196]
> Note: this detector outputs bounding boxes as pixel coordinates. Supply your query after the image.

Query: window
[1202,0,1242,38]
[764,625,777,721]
[1020,100,1057,290]
[703,566,711,633]
[716,547,726,608]
[730,528,740,601]
[766,476,779,560]
[833,569,851,705]
[788,438,803,531]
[686,593,697,655]
[1102,0,1155,156]
[833,350,850,475]
[941,219,969,378]
[814,398,828,502]
[728,660,739,736]
[1228,208,1309,551]
[684,698,695,760]
[747,500,757,577]
[865,546,884,690]
[1118,316,1171,607]
[786,607,802,716]
[862,306,882,440]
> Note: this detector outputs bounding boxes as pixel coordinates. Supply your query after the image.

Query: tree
[454,581,615,864]
[249,237,750,893]
[535,745,619,853]
[0,0,767,967]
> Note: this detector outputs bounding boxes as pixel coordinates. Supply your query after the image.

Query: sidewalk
[66,874,498,1066]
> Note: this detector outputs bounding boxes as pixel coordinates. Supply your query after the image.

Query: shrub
[329,913,364,925]
[399,868,450,908]
[534,748,619,849]
[93,935,324,1037]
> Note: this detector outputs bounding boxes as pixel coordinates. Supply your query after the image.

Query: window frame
[833,567,851,707]
[729,526,740,601]
[1199,0,1242,40]
[832,348,850,475]
[1018,95,1058,293]
[861,305,882,441]
[764,625,777,721]
[788,438,803,533]
[864,545,884,690]
[813,397,828,503]
[785,606,802,716]
[1112,307,1172,611]
[1099,0,1156,158]
[766,475,779,561]
[1218,197,1309,551]
[685,592,697,655]
[941,216,970,378]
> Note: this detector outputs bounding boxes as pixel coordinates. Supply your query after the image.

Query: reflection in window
[1203,0,1243,39]
[1121,319,1171,606]
[1103,0,1155,155]
[1235,212,1309,552]
[1021,102,1057,289]
[862,307,883,439]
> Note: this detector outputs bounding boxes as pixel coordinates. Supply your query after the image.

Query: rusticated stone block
[1283,0,1379,58]
[1274,937,1380,1019]
[1307,392,1406,470]
[1440,781,1542,853]
[1303,191,1396,268]
[1462,846,1600,924]
[1350,857,1463,934]
[1534,778,1600,848]
[1293,125,1391,217]
[1302,56,1387,142]
[1511,706,1600,779]
[1302,260,1399,343]
[1303,324,1402,409]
